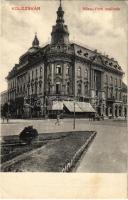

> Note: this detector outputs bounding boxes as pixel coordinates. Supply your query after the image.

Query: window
[56,65,61,75]
[85,69,88,78]
[67,82,70,94]
[84,84,88,95]
[110,76,113,84]
[40,67,42,72]
[66,65,70,75]
[32,71,34,79]
[77,67,81,77]
[31,86,33,94]
[119,91,122,100]
[36,69,38,77]
[39,82,42,94]
[48,82,50,93]
[115,89,118,99]
[28,74,30,82]
[119,79,121,87]
[114,78,117,86]
[110,87,113,98]
[35,84,37,94]
[77,83,82,95]
[56,82,61,94]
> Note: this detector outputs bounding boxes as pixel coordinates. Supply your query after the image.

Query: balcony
[107,96,115,102]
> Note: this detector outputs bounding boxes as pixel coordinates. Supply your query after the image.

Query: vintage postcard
[0,0,127,198]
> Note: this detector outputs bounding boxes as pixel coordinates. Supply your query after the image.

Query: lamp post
[73,99,76,129]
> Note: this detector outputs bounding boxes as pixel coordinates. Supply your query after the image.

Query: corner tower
[51,0,69,45]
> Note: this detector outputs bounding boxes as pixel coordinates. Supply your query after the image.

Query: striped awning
[77,102,96,112]
[63,101,82,112]
[63,101,95,113]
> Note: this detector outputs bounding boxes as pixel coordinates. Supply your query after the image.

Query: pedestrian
[55,114,60,126]
[6,112,9,123]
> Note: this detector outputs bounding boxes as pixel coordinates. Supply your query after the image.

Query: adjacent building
[1,1,127,118]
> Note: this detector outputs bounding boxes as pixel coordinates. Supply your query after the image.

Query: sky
[0,0,128,92]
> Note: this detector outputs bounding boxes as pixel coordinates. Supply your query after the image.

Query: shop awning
[48,101,63,110]
[77,102,96,112]
[63,101,96,113]
[63,101,83,112]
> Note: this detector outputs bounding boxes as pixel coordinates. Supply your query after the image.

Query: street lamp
[73,99,76,129]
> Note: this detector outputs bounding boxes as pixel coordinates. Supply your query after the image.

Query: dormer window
[84,53,88,57]
[77,50,82,55]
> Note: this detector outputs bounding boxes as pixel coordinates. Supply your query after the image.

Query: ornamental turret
[32,33,39,47]
[51,0,69,45]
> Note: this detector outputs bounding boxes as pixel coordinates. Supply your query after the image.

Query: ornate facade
[3,1,127,118]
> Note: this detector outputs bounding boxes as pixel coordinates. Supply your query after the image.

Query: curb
[61,131,97,172]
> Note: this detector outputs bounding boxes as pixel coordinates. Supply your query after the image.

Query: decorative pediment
[93,55,104,66]
[54,76,62,83]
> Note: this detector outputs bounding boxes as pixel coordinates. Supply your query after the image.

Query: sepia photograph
[0,0,128,198]
[0,0,127,173]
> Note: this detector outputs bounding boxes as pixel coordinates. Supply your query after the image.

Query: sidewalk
[75,120,127,172]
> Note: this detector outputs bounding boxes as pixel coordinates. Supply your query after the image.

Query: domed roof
[19,34,40,62]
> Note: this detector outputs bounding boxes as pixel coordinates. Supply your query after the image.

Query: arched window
[56,64,61,75]
[85,69,88,79]
[77,67,81,77]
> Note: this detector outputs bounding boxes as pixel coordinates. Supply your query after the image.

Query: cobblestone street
[1,118,127,172]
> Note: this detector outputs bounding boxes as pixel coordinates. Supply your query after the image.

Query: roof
[72,43,123,73]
